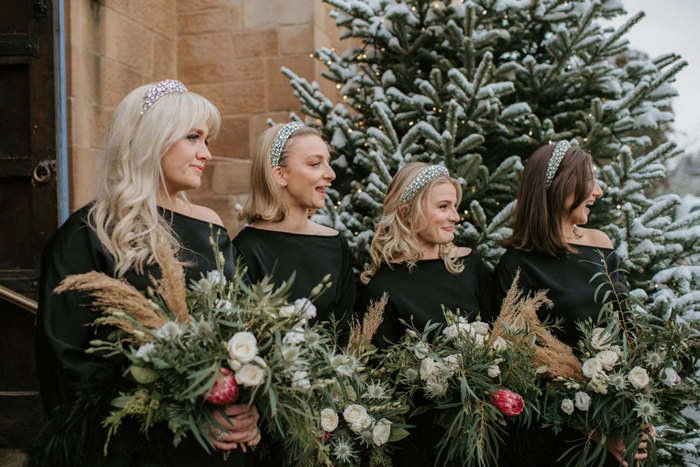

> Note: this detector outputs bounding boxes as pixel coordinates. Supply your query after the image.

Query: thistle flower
[362,381,389,400]
[332,437,356,463]
[634,398,659,422]
[610,372,627,391]
[647,351,666,368]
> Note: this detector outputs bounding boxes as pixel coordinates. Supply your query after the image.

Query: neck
[157,191,183,212]
[561,218,577,242]
[420,242,440,260]
[274,206,311,233]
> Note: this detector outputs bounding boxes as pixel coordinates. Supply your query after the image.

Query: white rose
[471,322,490,336]
[574,392,590,411]
[320,408,339,432]
[283,327,306,345]
[595,350,618,371]
[487,364,501,378]
[227,331,258,363]
[206,270,224,286]
[661,368,679,387]
[291,370,311,390]
[414,342,430,358]
[444,354,460,371]
[135,343,155,362]
[294,298,317,320]
[343,404,372,433]
[561,399,574,415]
[582,358,603,379]
[236,364,265,387]
[372,419,392,446]
[473,334,485,348]
[588,373,609,395]
[628,366,650,390]
[491,337,508,352]
[279,304,296,318]
[420,358,438,382]
[591,328,613,350]
[442,324,459,340]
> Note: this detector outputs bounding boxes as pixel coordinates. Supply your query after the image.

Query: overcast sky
[608,0,700,152]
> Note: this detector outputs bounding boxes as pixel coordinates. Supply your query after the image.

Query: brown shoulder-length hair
[501,144,594,257]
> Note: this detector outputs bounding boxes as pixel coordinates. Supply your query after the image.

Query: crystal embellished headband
[140,79,188,115]
[545,140,572,190]
[270,122,305,167]
[401,165,450,203]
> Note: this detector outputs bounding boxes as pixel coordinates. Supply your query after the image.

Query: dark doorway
[0,0,58,450]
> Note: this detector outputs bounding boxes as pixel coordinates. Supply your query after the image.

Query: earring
[280,181,287,187]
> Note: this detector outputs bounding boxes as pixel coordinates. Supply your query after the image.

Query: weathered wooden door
[0,0,57,449]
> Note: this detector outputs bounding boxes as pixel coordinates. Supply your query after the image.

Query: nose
[324,162,336,181]
[448,206,460,223]
[196,143,212,161]
[592,181,603,197]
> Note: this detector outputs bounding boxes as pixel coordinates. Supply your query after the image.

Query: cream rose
[471,321,490,336]
[227,331,258,363]
[574,391,590,411]
[595,350,618,370]
[661,367,679,387]
[343,404,372,433]
[582,358,603,379]
[561,399,574,415]
[628,366,650,390]
[588,373,609,395]
[283,327,306,345]
[294,298,317,320]
[487,364,501,378]
[590,328,613,350]
[320,408,339,432]
[491,337,508,352]
[236,364,265,387]
[372,419,392,446]
[420,358,438,382]
[279,304,296,318]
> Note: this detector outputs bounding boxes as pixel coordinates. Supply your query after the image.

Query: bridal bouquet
[56,236,338,454]
[538,257,700,466]
[381,304,540,467]
[283,295,412,466]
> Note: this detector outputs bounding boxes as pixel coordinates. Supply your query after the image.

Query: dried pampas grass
[349,293,387,353]
[154,235,189,324]
[55,272,165,333]
[491,271,584,381]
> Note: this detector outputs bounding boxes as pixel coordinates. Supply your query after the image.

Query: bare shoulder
[455,246,472,257]
[579,228,613,249]
[189,204,225,227]
[308,221,339,236]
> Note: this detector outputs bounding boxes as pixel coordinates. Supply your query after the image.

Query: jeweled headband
[270,122,305,167]
[545,140,571,190]
[140,79,188,115]
[401,165,450,203]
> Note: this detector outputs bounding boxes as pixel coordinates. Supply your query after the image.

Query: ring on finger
[213,430,227,442]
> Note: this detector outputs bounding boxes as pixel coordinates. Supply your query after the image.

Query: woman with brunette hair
[494,141,651,466]
[360,162,492,466]
[233,122,355,325]
[33,80,259,466]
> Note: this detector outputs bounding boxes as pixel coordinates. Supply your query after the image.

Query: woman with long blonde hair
[360,162,492,467]
[34,80,259,466]
[233,122,355,325]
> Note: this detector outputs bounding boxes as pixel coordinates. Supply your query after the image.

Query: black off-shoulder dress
[32,204,246,467]
[232,226,356,325]
[361,251,494,467]
[494,244,626,467]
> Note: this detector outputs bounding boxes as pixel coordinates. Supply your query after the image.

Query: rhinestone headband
[270,122,305,167]
[545,141,571,190]
[140,79,188,115]
[401,165,450,203]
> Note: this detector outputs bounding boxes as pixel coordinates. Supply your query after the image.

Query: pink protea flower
[490,389,524,416]
[203,367,239,405]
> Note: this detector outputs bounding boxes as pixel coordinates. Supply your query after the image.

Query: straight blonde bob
[88,82,221,277]
[361,162,464,284]
[241,123,323,223]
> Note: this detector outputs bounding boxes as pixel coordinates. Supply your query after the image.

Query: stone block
[99,0,130,16]
[264,54,313,111]
[68,0,96,53]
[210,158,251,194]
[178,32,233,66]
[68,98,90,148]
[179,57,264,84]
[178,8,240,35]
[210,116,250,159]
[242,0,312,28]
[279,24,313,56]
[233,29,278,58]
[248,111,288,154]
[90,104,114,148]
[191,81,265,115]
[277,0,312,25]
[69,146,101,210]
[99,8,153,72]
[177,0,240,12]
[101,59,147,107]
[68,48,100,104]
[131,0,177,38]
[152,35,177,79]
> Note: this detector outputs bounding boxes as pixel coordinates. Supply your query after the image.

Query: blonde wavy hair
[241,123,323,223]
[88,82,221,277]
[361,162,464,284]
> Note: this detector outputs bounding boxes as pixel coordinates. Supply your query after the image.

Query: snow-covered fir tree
[282,0,699,463]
